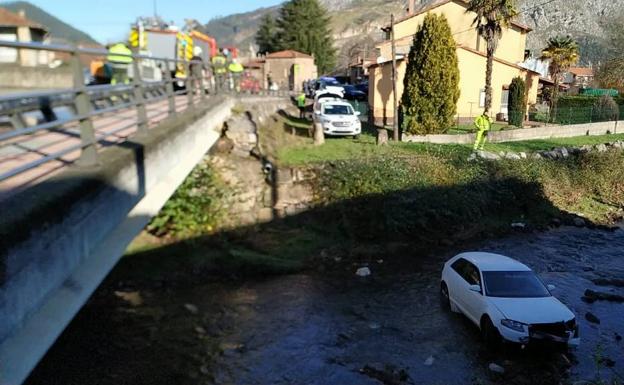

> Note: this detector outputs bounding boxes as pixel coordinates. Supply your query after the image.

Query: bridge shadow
[22,172,589,385]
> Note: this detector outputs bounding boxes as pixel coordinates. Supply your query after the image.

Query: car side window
[451,258,481,287]
[451,259,467,276]
[464,263,481,287]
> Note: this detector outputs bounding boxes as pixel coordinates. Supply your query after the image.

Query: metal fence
[0,40,296,186]
[528,105,624,125]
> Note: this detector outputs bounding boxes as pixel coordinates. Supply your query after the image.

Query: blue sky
[2,0,283,43]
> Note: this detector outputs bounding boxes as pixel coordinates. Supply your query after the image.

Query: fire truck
[127,18,218,85]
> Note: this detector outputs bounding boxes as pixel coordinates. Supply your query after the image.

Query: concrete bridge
[0,41,292,384]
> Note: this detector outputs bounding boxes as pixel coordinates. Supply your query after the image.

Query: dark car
[342,85,367,101]
[354,82,368,94]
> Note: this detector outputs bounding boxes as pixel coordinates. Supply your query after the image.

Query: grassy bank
[276,116,624,166]
[123,113,624,280]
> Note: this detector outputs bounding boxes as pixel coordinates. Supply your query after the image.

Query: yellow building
[369,0,540,126]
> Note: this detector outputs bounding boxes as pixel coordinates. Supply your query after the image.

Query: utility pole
[390,13,399,141]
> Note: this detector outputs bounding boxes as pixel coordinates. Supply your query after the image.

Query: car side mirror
[547,284,556,291]
[469,284,481,293]
[355,111,361,116]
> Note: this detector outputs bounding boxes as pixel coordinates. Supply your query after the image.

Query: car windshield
[324,105,353,115]
[483,271,551,298]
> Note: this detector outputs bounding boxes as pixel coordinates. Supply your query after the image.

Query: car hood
[487,296,575,324]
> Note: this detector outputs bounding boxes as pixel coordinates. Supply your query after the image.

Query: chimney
[18,9,26,18]
[407,0,415,15]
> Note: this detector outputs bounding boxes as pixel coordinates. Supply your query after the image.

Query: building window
[501,89,510,113]
[479,89,486,108]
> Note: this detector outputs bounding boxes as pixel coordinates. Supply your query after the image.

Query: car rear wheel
[440,282,451,309]
[481,316,502,347]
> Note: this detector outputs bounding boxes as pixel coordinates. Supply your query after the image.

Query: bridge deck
[0,95,193,201]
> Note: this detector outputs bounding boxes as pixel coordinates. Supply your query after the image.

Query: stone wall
[403,120,624,144]
[0,64,73,90]
[210,98,317,228]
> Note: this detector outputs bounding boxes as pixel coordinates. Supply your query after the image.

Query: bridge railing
[0,40,220,183]
[0,40,296,186]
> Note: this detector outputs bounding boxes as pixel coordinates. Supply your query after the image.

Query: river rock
[615,333,622,341]
[592,277,624,287]
[114,291,143,307]
[360,363,410,385]
[519,152,527,159]
[424,356,435,366]
[559,147,569,157]
[595,143,608,152]
[505,152,522,160]
[184,303,199,314]
[488,362,505,374]
[585,312,601,324]
[573,217,586,227]
[356,267,371,277]
[477,150,501,160]
[584,289,624,303]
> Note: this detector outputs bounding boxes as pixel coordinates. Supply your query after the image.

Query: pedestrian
[106,42,133,85]
[297,92,306,119]
[473,112,492,151]
[211,49,227,92]
[189,46,205,95]
[227,59,244,92]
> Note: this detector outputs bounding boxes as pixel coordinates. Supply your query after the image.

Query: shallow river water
[27,226,624,385]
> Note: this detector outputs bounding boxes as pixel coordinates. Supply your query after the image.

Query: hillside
[204,0,624,65]
[0,1,99,44]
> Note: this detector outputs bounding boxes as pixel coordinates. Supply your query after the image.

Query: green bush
[401,13,460,135]
[508,77,526,127]
[147,160,226,238]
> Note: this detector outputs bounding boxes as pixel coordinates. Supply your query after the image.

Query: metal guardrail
[0,40,298,185]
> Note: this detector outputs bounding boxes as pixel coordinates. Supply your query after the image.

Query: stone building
[262,50,318,92]
[0,8,51,67]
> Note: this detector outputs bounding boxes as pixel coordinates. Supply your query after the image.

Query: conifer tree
[276,0,336,74]
[508,76,526,127]
[255,14,280,55]
[401,13,460,134]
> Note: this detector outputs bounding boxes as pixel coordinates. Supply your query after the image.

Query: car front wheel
[440,282,450,309]
[481,316,502,347]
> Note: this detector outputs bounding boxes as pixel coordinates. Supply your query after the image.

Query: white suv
[313,100,362,138]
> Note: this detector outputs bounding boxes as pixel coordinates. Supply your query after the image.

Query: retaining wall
[403,120,623,144]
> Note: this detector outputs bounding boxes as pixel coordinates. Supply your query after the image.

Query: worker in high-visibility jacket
[473,112,492,151]
[106,42,133,85]
[227,59,244,92]
[296,92,306,119]
[211,50,227,91]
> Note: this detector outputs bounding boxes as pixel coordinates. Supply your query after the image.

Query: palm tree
[540,36,579,121]
[467,0,518,115]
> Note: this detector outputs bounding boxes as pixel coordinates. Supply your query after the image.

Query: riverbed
[26,225,624,385]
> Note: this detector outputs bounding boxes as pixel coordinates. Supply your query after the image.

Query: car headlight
[501,319,527,332]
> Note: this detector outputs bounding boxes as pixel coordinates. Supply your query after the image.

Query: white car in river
[313,98,362,138]
[440,252,580,347]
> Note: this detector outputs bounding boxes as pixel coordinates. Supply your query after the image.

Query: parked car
[354,82,368,94]
[313,99,362,138]
[341,84,367,101]
[313,77,345,97]
[239,72,261,94]
[440,252,579,348]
